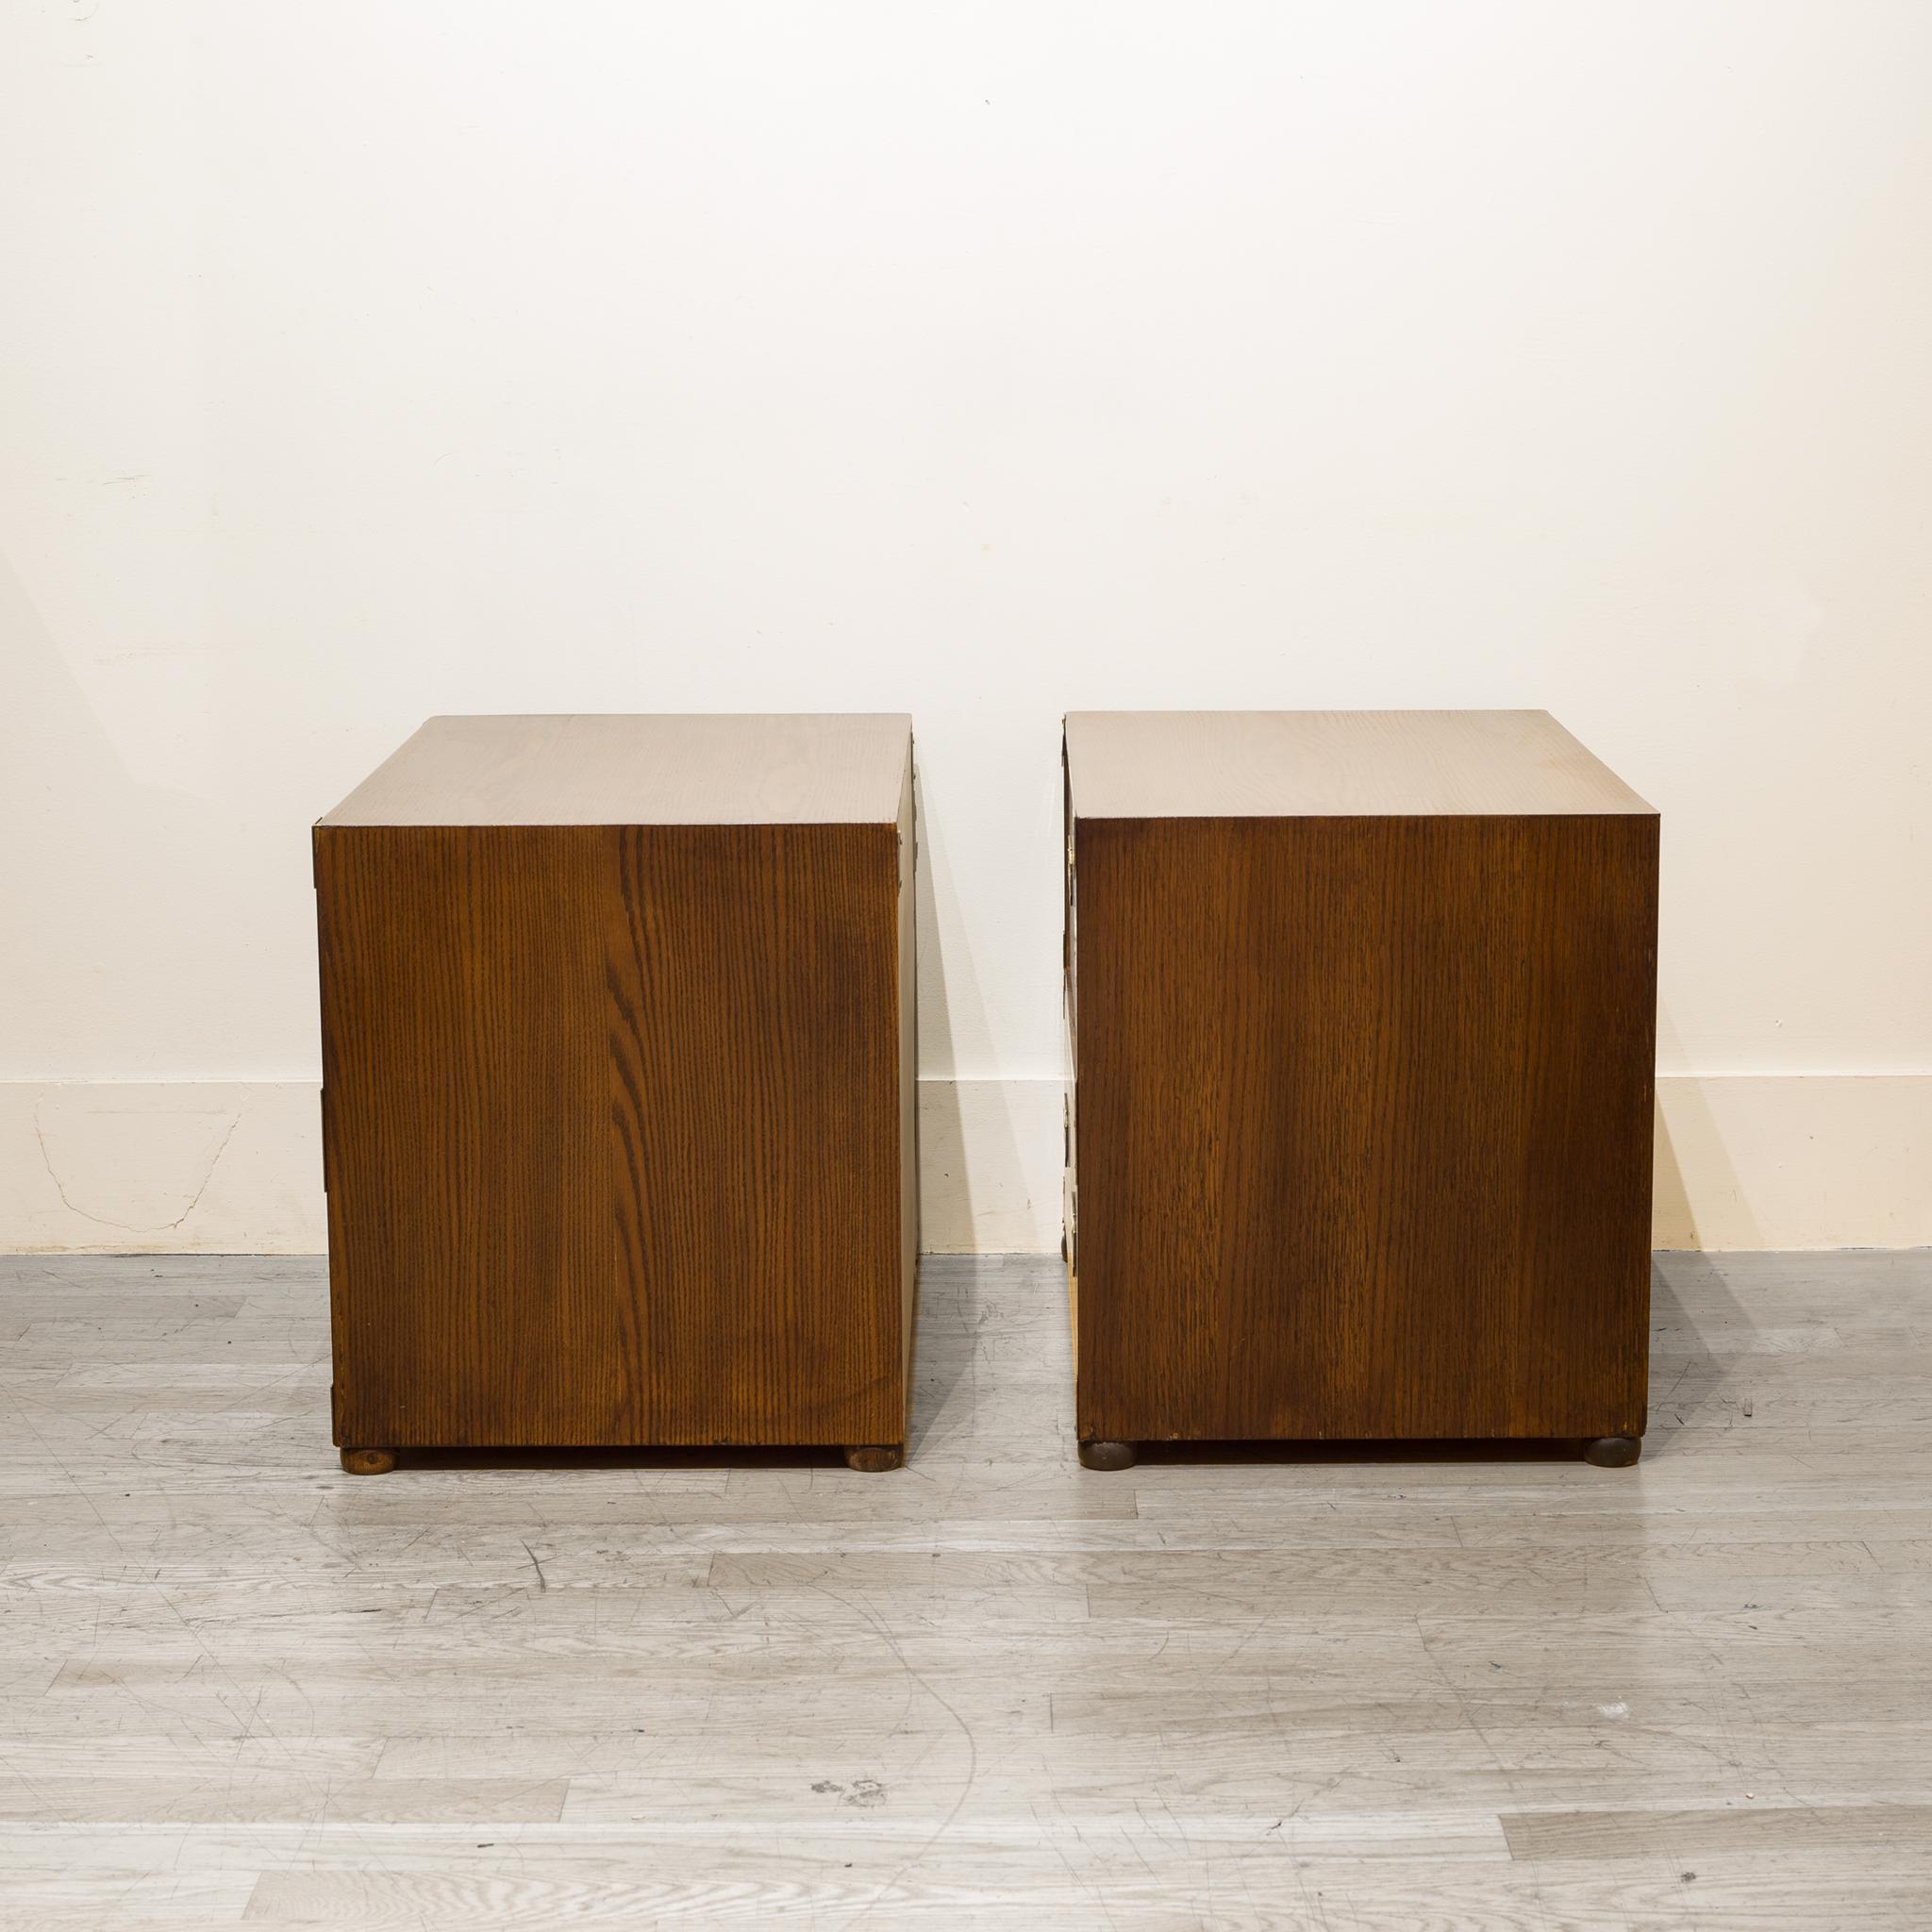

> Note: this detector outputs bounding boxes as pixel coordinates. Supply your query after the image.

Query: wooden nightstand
[1063,710,1657,1469]
[315,713,917,1473]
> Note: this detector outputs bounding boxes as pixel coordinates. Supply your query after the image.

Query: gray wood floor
[3,1250,1930,1928]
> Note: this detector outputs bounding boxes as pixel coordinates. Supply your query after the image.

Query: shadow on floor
[1124,1438,1603,1468]
[365,1444,841,1474]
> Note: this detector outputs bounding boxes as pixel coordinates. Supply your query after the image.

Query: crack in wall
[32,1108,241,1233]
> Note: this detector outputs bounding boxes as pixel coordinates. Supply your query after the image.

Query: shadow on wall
[1651,1007,1759,1251]
[912,757,1036,1256]
[0,552,263,1242]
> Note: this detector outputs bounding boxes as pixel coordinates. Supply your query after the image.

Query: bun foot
[1078,1440,1137,1472]
[843,1444,903,1473]
[1584,1435,1641,1468]
[340,1447,395,1475]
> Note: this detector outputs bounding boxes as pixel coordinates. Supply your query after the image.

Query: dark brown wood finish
[605,823,903,1446]
[315,715,915,1459]
[1065,712,1658,1455]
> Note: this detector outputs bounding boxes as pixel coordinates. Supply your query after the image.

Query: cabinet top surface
[318,713,913,827]
[1064,710,1655,818]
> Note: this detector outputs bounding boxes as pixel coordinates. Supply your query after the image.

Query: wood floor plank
[1501,1801,1932,1859]
[3,1248,1931,1927]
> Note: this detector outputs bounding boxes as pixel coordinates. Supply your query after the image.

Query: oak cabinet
[315,713,917,1473]
[1063,710,1657,1469]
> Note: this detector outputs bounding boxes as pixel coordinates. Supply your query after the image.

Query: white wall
[3,2,1929,1252]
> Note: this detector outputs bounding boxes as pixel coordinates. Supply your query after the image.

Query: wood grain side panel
[1074,814,1657,1443]
[316,825,621,1448]
[607,824,903,1445]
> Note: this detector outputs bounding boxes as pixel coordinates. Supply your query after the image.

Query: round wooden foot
[1078,1440,1137,1471]
[843,1444,903,1473]
[340,1447,395,1475]
[1584,1435,1641,1468]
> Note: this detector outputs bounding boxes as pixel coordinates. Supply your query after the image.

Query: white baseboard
[1651,1072,1931,1250]
[917,1075,1066,1254]
[1,1074,1924,1255]
[927,1073,1932,1254]
[0,1082,325,1254]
